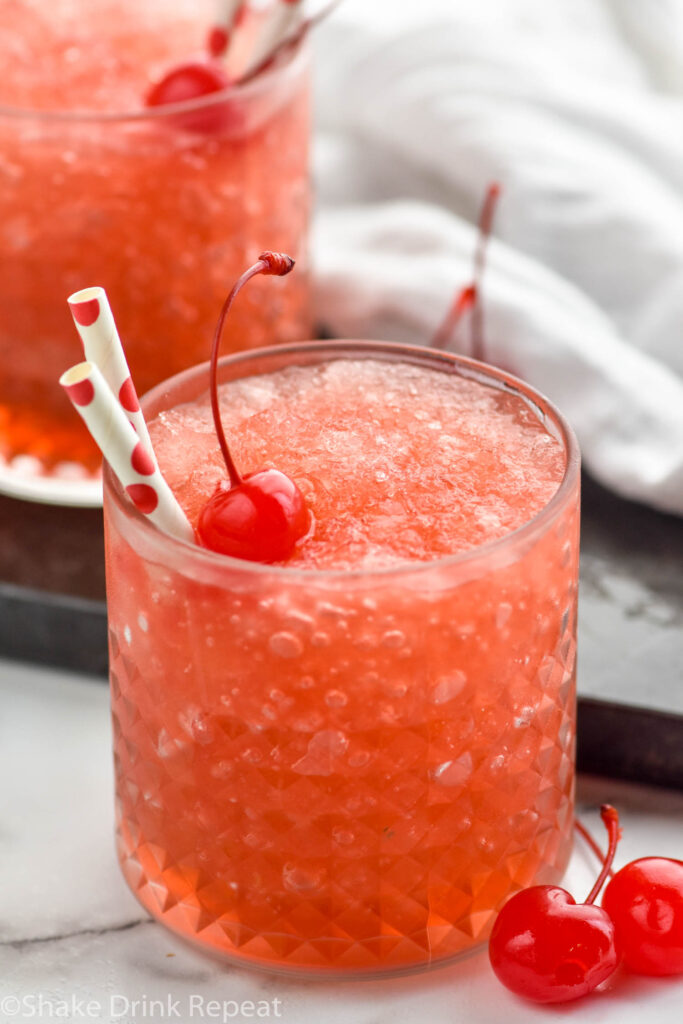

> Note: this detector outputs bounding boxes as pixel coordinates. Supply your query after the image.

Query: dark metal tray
[1,475,681,788]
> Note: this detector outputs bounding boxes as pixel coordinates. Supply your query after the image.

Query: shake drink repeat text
[0,992,284,1020]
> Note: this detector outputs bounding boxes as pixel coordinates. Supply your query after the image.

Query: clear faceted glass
[104,341,580,977]
[0,45,310,476]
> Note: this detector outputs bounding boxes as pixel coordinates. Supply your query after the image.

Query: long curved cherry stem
[575,818,615,879]
[585,804,621,905]
[209,251,295,488]
[432,182,501,357]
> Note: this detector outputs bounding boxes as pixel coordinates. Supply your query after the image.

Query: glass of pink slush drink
[0,1,310,479]
[104,341,580,976]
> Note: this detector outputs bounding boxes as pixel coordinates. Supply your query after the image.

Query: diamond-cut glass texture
[106,489,579,975]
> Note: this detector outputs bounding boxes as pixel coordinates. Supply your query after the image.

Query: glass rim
[0,38,306,124]
[104,339,581,582]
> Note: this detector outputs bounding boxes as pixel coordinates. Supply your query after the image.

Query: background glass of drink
[0,4,310,481]
[104,341,580,977]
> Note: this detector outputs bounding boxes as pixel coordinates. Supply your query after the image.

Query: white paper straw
[209,0,247,56]
[60,361,194,543]
[216,0,246,27]
[67,286,153,454]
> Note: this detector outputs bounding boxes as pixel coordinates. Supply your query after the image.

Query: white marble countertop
[1,657,682,1024]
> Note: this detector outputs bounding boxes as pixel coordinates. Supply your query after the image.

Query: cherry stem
[209,251,295,488]
[585,804,621,906]
[432,182,501,359]
[470,182,501,362]
[574,818,616,879]
[431,285,476,350]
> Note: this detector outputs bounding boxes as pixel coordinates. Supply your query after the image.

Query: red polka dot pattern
[119,377,140,413]
[207,25,229,57]
[65,378,95,407]
[131,441,155,476]
[126,483,159,514]
[69,298,100,327]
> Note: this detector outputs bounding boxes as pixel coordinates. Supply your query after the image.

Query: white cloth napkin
[311,0,683,515]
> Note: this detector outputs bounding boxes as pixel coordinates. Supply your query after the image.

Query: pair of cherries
[489,805,683,1003]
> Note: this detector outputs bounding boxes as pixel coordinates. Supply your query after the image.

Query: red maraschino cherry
[489,805,622,1003]
[602,857,683,976]
[145,61,240,134]
[196,252,310,563]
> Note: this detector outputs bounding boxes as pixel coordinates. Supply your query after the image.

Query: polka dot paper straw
[67,286,153,455]
[209,0,247,57]
[60,361,194,544]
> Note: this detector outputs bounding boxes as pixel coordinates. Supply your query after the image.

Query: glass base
[117,835,573,979]
[122,864,492,980]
